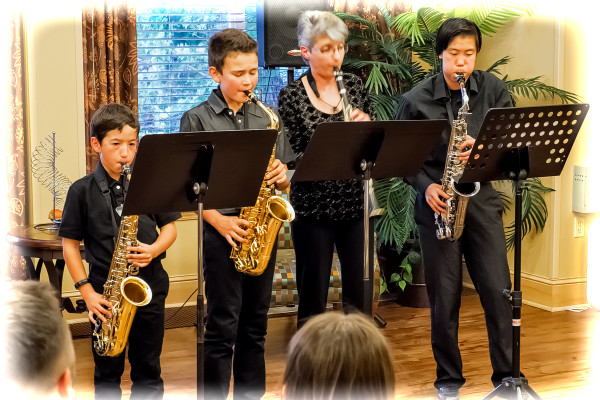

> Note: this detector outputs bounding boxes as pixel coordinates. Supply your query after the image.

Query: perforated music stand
[122,129,277,400]
[458,103,589,400]
[292,119,447,320]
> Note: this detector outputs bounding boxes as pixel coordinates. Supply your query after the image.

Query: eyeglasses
[311,43,348,56]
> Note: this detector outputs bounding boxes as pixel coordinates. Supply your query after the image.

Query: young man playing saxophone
[396,18,515,400]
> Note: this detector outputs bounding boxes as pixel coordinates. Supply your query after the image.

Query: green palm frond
[465,2,532,36]
[503,178,555,250]
[373,178,417,253]
[373,0,394,31]
[411,33,439,71]
[368,92,401,121]
[505,77,582,104]
[343,59,411,95]
[390,7,446,46]
[485,55,512,75]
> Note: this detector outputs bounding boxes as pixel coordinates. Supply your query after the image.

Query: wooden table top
[7,224,84,252]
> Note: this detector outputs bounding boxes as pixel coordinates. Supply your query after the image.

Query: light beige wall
[26,7,85,225]
[462,5,594,310]
[25,7,199,324]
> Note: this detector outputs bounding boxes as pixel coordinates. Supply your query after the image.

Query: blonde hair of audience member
[283,312,395,399]
[1,280,75,399]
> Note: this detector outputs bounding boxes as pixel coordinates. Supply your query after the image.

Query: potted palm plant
[336,2,580,303]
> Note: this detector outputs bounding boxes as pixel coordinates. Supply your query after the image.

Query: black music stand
[457,103,589,400]
[292,119,446,322]
[123,129,277,400]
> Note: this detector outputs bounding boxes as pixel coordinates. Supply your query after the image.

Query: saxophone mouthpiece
[245,90,258,103]
[455,72,466,83]
[120,163,131,176]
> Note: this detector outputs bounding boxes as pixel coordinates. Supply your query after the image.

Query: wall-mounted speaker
[257,0,330,68]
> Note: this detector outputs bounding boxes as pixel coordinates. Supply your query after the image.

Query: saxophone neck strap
[445,99,455,124]
[92,164,119,241]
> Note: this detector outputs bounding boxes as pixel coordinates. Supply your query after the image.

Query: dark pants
[203,221,276,400]
[90,262,169,400]
[415,183,513,390]
[291,215,364,328]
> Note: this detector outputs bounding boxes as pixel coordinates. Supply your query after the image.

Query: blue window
[136,1,306,136]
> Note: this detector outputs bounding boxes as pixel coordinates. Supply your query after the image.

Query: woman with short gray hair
[278,10,372,328]
[296,10,348,57]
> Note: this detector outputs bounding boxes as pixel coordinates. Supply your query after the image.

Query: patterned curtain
[6,10,29,280]
[82,0,138,174]
[333,0,411,33]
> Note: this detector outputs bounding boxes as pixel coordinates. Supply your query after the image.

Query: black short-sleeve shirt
[179,86,295,215]
[59,163,181,280]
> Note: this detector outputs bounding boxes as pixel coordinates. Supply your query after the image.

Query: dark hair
[90,103,140,143]
[283,312,395,399]
[435,18,482,55]
[208,28,258,73]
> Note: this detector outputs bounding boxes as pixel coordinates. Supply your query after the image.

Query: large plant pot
[376,242,429,308]
[376,243,407,298]
[396,259,429,308]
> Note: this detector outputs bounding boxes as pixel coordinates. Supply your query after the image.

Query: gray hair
[297,10,348,50]
[2,281,75,395]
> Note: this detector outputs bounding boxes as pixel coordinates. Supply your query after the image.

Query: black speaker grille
[257,0,330,68]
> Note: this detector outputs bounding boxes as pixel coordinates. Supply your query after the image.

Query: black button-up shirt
[59,163,181,279]
[396,70,514,194]
[179,87,295,214]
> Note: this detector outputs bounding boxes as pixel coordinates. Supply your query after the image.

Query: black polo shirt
[179,86,295,214]
[396,70,514,194]
[59,163,181,279]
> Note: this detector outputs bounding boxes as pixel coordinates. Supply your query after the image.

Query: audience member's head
[1,280,75,398]
[283,312,395,399]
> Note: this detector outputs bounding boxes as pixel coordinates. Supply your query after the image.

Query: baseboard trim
[68,303,303,338]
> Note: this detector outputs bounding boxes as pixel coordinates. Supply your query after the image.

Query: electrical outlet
[574,217,585,237]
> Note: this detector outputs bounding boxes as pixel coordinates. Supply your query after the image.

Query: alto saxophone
[435,73,480,241]
[93,164,152,356]
[230,91,295,276]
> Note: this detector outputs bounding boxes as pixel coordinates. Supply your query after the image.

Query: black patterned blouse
[278,71,372,221]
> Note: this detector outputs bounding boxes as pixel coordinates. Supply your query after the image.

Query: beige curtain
[82,0,138,174]
[6,10,29,280]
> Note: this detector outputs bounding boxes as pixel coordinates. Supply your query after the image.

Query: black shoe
[437,387,460,400]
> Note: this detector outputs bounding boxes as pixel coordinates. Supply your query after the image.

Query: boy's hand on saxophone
[81,287,112,324]
[127,242,154,268]
[459,135,475,164]
[266,158,289,189]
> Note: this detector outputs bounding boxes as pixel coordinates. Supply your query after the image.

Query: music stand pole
[361,160,375,321]
[457,103,590,400]
[193,182,208,400]
[483,152,541,400]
